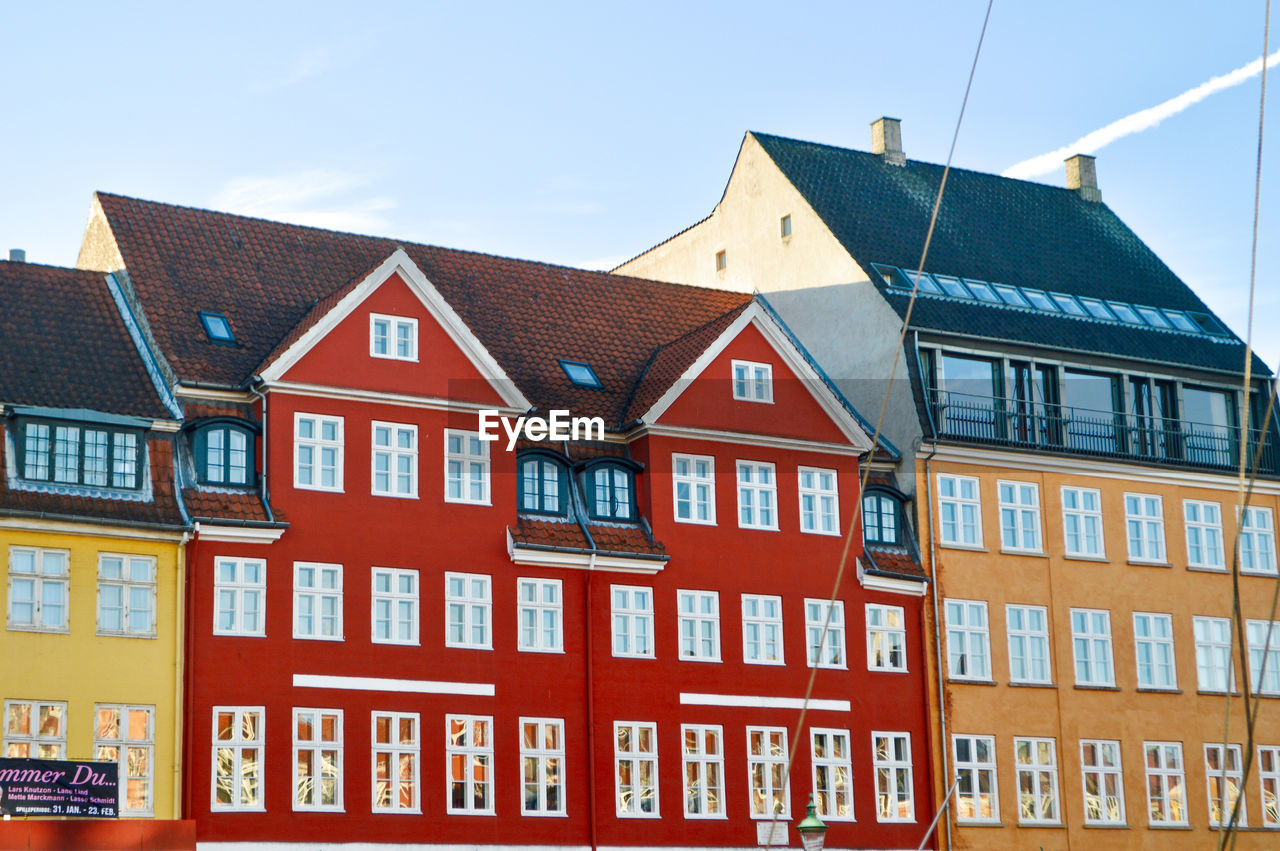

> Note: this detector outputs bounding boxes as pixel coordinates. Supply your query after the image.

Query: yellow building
[617,120,1280,847]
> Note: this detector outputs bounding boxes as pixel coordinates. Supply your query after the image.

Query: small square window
[732,360,773,403]
[559,360,601,388]
[199,312,235,343]
[715,250,726,272]
[780,215,792,237]
[369,314,418,361]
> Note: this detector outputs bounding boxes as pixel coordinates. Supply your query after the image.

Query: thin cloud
[1004,48,1280,180]
[210,170,396,233]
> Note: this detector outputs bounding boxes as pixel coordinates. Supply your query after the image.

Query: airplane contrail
[1004,49,1280,180]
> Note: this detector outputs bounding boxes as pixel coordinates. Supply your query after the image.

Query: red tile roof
[864,545,926,580]
[182,489,276,524]
[510,516,667,559]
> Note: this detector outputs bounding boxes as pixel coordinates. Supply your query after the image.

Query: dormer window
[17,419,141,490]
[732,360,773,403]
[199,312,235,344]
[519,454,568,516]
[587,463,634,521]
[863,493,900,545]
[370,314,418,361]
[194,421,256,486]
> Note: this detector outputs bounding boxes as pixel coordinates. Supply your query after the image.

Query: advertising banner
[0,758,118,817]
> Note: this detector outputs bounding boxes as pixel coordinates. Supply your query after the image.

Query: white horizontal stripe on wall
[679,692,851,712]
[292,673,495,696]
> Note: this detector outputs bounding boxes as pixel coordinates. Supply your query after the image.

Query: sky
[2,0,1277,366]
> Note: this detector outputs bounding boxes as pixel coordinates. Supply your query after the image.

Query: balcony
[927,388,1280,475]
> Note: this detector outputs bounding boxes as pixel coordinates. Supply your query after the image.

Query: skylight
[199,311,235,343]
[560,360,601,388]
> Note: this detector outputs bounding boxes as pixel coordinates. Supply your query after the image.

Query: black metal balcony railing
[927,388,1280,475]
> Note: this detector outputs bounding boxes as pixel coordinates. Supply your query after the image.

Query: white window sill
[96,631,158,640]
[939,542,988,552]
[373,491,419,500]
[1063,553,1109,563]
[445,498,493,507]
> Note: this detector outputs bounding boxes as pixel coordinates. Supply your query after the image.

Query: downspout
[169,430,195,822]
[173,530,189,820]
[923,443,950,850]
[247,377,275,523]
[566,440,599,850]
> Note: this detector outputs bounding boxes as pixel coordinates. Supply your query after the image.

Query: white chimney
[1064,154,1101,202]
[871,117,905,166]
[8,249,25,262]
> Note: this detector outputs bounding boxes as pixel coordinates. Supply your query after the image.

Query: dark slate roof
[751,132,1266,376]
[0,261,172,418]
[93,194,754,427]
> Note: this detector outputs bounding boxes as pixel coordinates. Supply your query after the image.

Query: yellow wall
[0,520,185,820]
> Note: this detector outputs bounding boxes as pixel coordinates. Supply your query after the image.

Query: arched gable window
[863,491,901,545]
[584,461,637,521]
[192,419,257,486]
[518,453,569,516]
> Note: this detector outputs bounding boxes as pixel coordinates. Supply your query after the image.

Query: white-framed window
[1241,506,1278,575]
[872,731,914,823]
[1194,616,1234,692]
[1070,608,1114,687]
[736,461,778,530]
[1125,493,1166,562]
[681,724,725,818]
[94,704,154,814]
[445,572,492,649]
[672,454,715,525]
[1006,604,1051,684]
[938,474,982,547]
[520,717,566,816]
[1080,739,1125,825]
[1014,737,1060,824]
[798,467,839,535]
[747,726,789,819]
[1133,612,1177,689]
[1144,741,1187,825]
[372,422,417,498]
[294,562,342,640]
[212,706,264,811]
[1205,743,1246,827]
[445,429,490,505]
[371,567,418,645]
[3,700,66,758]
[446,715,493,814]
[213,557,265,637]
[369,313,418,361]
[1184,500,1225,569]
[518,578,562,653]
[1061,486,1104,558]
[944,599,990,681]
[294,413,343,491]
[611,585,654,658]
[953,734,999,823]
[614,721,659,817]
[678,590,720,662]
[998,481,1042,552]
[293,708,343,811]
[805,599,846,668]
[97,554,156,637]
[8,546,69,632]
[372,711,419,813]
[866,604,907,672]
[1259,745,1280,827]
[742,594,784,665]
[1247,619,1280,694]
[810,728,853,821]
[732,359,773,403]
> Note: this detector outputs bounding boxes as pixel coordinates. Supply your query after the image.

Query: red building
[76,194,934,849]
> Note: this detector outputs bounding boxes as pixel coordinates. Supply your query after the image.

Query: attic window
[199,312,235,344]
[715,250,727,272]
[560,360,601,388]
[780,215,792,237]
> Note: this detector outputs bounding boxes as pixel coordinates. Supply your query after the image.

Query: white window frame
[520,717,566,816]
[678,589,720,662]
[213,557,266,637]
[747,726,789,819]
[937,474,982,547]
[1061,486,1104,558]
[1080,739,1125,826]
[445,429,491,505]
[293,562,342,641]
[1124,493,1166,563]
[944,599,991,681]
[742,594,784,665]
[736,460,778,531]
[611,585,654,659]
[1205,743,1246,827]
[872,731,915,823]
[96,554,156,638]
[211,706,265,811]
[7,546,69,633]
[1006,604,1051,685]
[997,481,1042,553]
[292,708,343,812]
[371,421,418,498]
[805,599,847,669]
[446,714,494,815]
[681,724,725,819]
[1240,506,1278,576]
[1194,615,1234,693]
[1184,500,1225,570]
[1014,737,1060,825]
[445,572,492,650]
[1133,612,1177,690]
[371,567,419,646]
[614,721,659,818]
[369,313,418,361]
[3,699,66,759]
[672,453,716,525]
[1144,741,1188,826]
[798,466,840,536]
[953,734,999,824]
[866,603,907,673]
[372,711,420,813]
[731,359,773,403]
[1247,619,1280,695]
[1259,744,1280,828]
[1070,608,1114,687]
[810,727,854,821]
[518,578,563,653]
[94,704,154,815]
[293,413,343,492]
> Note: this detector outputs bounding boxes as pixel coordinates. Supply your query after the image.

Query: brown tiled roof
[510,516,667,559]
[587,524,667,557]
[0,261,171,419]
[182,489,277,524]
[92,194,753,426]
[623,307,749,423]
[864,545,926,581]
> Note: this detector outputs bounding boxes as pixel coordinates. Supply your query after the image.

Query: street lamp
[795,794,828,851]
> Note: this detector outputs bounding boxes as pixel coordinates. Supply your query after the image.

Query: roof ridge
[0,259,105,275]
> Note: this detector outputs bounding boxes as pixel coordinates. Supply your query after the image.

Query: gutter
[922,442,952,851]
[189,517,288,529]
[509,540,668,562]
